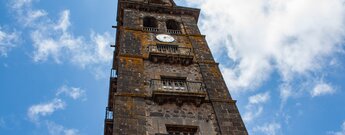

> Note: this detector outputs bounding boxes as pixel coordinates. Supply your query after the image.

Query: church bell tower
[104,0,248,134]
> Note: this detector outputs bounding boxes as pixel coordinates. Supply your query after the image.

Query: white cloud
[27,99,66,122]
[254,122,281,135]
[56,85,86,100]
[244,92,270,122]
[31,10,112,76]
[10,0,47,26]
[46,121,79,135]
[25,10,47,26]
[328,121,345,135]
[54,10,70,32]
[243,106,264,123]
[27,9,113,78]
[10,0,33,9]
[311,82,335,97]
[27,85,86,123]
[10,0,113,78]
[27,85,84,133]
[184,0,345,100]
[0,27,19,57]
[279,83,293,106]
[249,91,270,104]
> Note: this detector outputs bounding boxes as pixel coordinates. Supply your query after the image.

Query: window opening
[143,17,158,28]
[166,125,198,135]
[161,77,187,91]
[166,19,180,30]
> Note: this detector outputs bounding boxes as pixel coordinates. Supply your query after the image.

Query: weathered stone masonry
[104,0,248,135]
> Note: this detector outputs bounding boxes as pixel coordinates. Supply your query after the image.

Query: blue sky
[1,0,345,135]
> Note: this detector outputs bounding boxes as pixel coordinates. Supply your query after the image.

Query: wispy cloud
[249,91,270,104]
[56,85,86,101]
[328,121,345,135]
[185,0,345,98]
[10,0,33,9]
[9,0,113,78]
[27,85,84,133]
[311,82,335,97]
[46,121,79,135]
[29,10,113,67]
[10,0,47,27]
[0,27,19,57]
[243,92,270,122]
[27,85,86,122]
[254,122,282,135]
[27,99,66,122]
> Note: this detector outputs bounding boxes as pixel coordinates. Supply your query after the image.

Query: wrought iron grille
[148,45,192,56]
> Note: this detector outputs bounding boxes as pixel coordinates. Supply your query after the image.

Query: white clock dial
[156,34,175,43]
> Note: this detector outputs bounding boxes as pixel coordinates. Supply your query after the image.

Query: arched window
[166,19,180,30]
[143,16,158,28]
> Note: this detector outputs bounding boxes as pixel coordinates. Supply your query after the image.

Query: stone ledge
[208,99,237,104]
[114,93,149,98]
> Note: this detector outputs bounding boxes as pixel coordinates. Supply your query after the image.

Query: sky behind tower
[1,0,345,135]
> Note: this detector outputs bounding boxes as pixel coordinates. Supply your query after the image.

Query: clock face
[156,34,175,43]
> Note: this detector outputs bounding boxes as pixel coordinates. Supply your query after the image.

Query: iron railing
[148,45,192,56]
[104,107,113,135]
[167,29,182,34]
[150,79,205,93]
[143,27,159,32]
[110,69,117,79]
[105,107,113,120]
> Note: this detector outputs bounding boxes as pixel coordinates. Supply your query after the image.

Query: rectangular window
[166,125,198,135]
[161,77,187,91]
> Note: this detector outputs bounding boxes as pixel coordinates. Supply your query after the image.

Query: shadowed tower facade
[104,0,248,134]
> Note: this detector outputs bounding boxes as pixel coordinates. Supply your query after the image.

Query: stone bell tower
[104,0,248,134]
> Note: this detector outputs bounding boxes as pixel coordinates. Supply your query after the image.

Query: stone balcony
[150,79,206,106]
[148,45,194,65]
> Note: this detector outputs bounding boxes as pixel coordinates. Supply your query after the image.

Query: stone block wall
[116,57,145,95]
[189,35,248,134]
[113,97,147,135]
[146,101,218,135]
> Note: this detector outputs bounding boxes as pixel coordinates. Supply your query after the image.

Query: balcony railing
[110,69,117,79]
[108,69,117,107]
[105,107,113,120]
[143,27,159,32]
[150,79,205,94]
[167,29,182,34]
[148,45,192,56]
[104,107,113,135]
[148,45,193,65]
